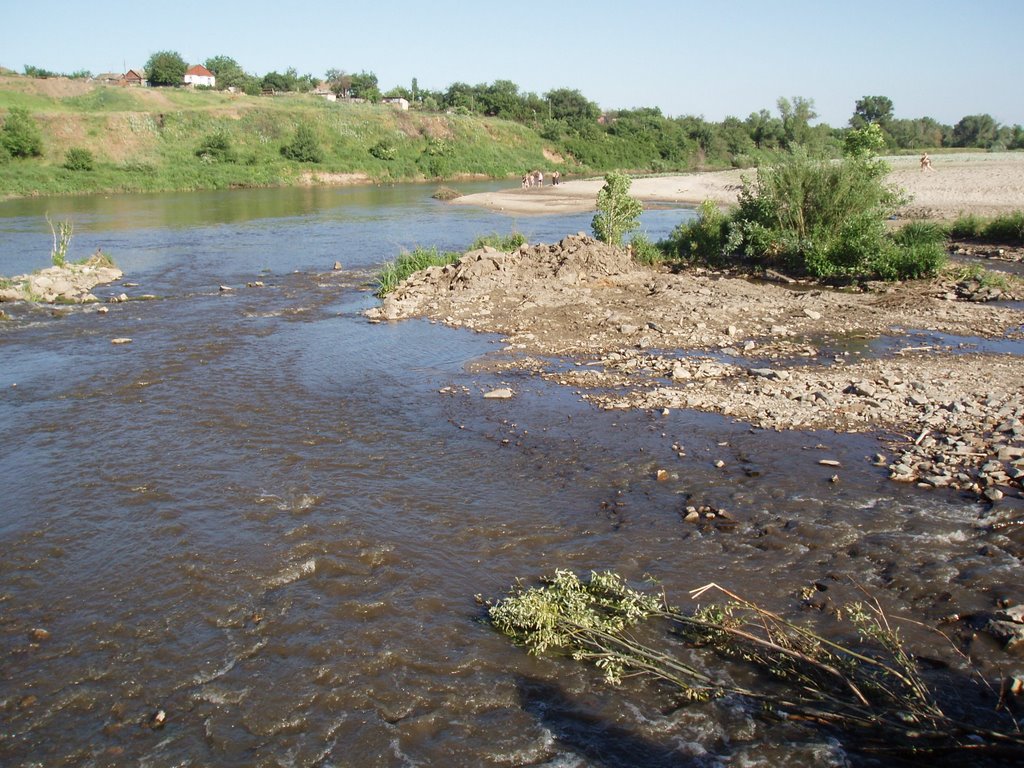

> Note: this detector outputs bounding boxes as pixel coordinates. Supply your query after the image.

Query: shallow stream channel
[1,183,1021,766]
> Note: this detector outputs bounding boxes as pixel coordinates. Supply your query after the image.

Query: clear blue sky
[3,0,1022,127]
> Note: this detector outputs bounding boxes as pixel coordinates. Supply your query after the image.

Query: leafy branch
[489,570,1024,758]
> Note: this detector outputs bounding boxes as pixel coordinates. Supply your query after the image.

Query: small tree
[592,172,643,247]
[281,124,324,163]
[144,50,187,87]
[1,107,44,158]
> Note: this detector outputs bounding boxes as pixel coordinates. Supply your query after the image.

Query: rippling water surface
[1,184,1019,767]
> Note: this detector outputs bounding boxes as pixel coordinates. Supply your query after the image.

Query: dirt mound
[369,233,637,322]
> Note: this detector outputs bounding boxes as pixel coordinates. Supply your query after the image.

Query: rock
[148,709,167,729]
[656,469,669,481]
[818,459,841,467]
[671,364,691,380]
[29,627,50,642]
[803,309,822,320]
[483,388,513,399]
[333,261,342,270]
[714,459,725,468]
[96,305,109,314]
[219,285,233,292]
[111,338,132,345]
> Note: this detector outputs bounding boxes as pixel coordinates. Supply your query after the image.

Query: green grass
[376,246,461,297]
[469,231,526,251]
[0,78,570,197]
[948,211,1024,244]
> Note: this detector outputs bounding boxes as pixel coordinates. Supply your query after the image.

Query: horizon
[3,0,1022,128]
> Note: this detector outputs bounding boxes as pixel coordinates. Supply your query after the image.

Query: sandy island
[452,152,1024,220]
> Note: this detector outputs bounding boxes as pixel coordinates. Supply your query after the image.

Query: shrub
[729,150,908,278]
[663,200,731,266]
[195,131,237,163]
[63,147,95,171]
[592,171,642,247]
[983,211,1024,244]
[628,233,665,266]
[369,138,397,161]
[947,213,984,239]
[875,222,947,280]
[1,107,44,158]
[281,124,324,163]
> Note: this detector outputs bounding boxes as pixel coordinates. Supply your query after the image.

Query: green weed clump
[376,246,461,297]
[469,231,526,252]
[947,211,1024,244]
[627,233,665,266]
[63,147,95,171]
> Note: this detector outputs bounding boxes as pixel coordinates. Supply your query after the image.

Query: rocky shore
[368,234,1024,509]
[0,252,122,304]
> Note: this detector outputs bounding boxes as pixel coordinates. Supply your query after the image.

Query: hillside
[0,75,568,198]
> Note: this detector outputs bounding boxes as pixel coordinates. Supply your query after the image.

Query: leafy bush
[376,246,461,296]
[628,233,665,266]
[195,131,237,163]
[1,107,44,158]
[592,171,642,247]
[947,213,984,239]
[982,211,1024,244]
[875,222,947,280]
[281,124,324,163]
[662,200,731,266]
[729,151,908,279]
[369,138,397,161]
[63,147,95,171]
[947,211,1024,244]
[470,231,526,252]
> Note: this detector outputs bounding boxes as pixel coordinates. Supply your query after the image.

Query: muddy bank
[367,234,1024,505]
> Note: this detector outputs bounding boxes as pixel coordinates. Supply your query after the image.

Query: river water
[1,183,1020,767]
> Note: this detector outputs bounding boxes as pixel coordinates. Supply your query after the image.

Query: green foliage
[46,214,73,266]
[730,150,910,279]
[280,124,324,163]
[1,107,44,158]
[469,231,526,252]
[952,113,1000,148]
[63,147,95,171]
[592,172,643,247]
[843,123,887,159]
[144,50,187,87]
[662,200,731,266]
[376,246,461,297]
[949,211,1024,244]
[204,55,248,90]
[850,95,894,130]
[195,131,237,163]
[369,138,397,161]
[875,222,947,280]
[627,233,664,266]
[490,572,1024,756]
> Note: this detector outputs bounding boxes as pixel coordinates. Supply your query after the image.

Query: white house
[383,97,409,111]
[184,65,216,88]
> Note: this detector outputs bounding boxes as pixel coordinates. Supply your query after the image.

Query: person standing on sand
[920,153,934,171]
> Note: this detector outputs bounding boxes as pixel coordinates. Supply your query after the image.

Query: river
[0,182,1019,767]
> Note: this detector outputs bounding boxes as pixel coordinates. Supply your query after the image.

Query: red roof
[186,65,214,77]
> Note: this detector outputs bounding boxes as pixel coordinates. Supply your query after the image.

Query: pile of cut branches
[488,570,1024,759]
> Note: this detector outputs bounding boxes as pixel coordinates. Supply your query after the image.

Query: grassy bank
[0,76,569,198]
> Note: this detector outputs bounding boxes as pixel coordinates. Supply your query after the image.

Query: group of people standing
[521,170,561,188]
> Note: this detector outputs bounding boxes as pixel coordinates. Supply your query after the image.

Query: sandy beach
[452,152,1024,219]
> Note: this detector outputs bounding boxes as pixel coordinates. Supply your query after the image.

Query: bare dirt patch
[297,171,371,186]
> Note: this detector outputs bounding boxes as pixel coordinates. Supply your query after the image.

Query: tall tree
[777,96,817,148]
[204,55,247,90]
[850,95,894,129]
[544,88,600,123]
[144,50,187,87]
[952,114,999,148]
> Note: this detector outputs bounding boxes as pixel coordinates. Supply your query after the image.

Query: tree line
[11,53,1024,172]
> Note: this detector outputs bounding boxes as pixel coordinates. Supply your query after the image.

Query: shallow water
[1,185,1020,767]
